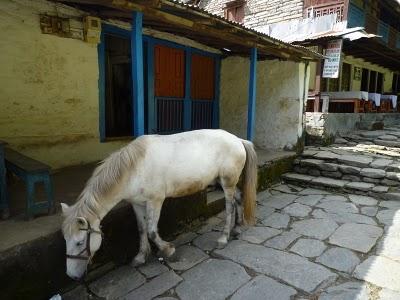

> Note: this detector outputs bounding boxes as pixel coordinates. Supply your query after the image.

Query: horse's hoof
[131,254,146,267]
[216,237,228,249]
[163,245,176,258]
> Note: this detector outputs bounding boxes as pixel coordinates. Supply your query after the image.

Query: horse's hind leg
[132,203,151,266]
[146,200,176,258]
[217,181,236,249]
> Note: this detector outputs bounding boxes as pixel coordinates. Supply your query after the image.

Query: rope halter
[66,220,103,261]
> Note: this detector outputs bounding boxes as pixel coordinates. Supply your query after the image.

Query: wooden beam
[57,0,317,60]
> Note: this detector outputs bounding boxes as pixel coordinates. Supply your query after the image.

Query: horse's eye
[76,241,84,246]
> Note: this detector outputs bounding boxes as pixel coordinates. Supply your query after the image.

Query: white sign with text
[322,39,343,78]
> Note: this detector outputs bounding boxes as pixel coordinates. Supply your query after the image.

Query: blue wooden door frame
[247,47,257,141]
[131,12,145,136]
[98,22,221,140]
[98,24,131,142]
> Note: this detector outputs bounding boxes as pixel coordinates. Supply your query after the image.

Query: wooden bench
[4,148,54,219]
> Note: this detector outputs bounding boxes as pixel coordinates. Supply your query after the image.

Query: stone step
[282,173,400,200]
[293,155,400,188]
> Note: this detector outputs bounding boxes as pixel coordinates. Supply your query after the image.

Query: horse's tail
[241,139,257,225]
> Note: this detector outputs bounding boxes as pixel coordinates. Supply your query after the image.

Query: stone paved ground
[63,183,400,300]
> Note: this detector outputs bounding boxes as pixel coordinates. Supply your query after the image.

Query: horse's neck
[95,193,123,221]
[75,191,122,225]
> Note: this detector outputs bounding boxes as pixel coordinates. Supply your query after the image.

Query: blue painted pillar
[183,50,192,131]
[247,47,257,141]
[131,11,145,136]
[212,58,220,129]
[147,40,156,134]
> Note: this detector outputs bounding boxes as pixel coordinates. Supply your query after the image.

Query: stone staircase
[283,127,400,200]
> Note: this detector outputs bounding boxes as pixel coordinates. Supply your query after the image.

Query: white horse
[61,129,257,280]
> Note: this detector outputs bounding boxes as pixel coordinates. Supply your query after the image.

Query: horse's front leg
[132,203,151,266]
[146,200,176,258]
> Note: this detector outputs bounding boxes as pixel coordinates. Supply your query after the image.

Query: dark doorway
[361,68,369,91]
[341,63,351,91]
[377,73,383,94]
[369,71,377,92]
[105,34,133,138]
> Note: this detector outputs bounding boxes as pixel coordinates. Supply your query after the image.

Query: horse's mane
[62,137,147,233]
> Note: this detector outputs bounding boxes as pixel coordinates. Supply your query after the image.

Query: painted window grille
[224,0,245,24]
[377,20,390,44]
[304,0,345,22]
[348,2,365,27]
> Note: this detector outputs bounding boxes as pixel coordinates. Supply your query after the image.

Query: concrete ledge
[306,113,400,145]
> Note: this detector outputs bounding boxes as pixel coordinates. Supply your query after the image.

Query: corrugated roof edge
[163,0,323,60]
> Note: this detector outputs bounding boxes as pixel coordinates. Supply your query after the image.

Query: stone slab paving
[291,218,338,240]
[290,238,327,258]
[62,181,400,300]
[230,275,296,300]
[261,212,290,229]
[138,259,170,279]
[316,247,360,273]
[238,226,281,244]
[175,259,250,300]
[329,223,383,253]
[215,240,337,293]
[89,266,146,299]
[166,245,208,271]
[318,282,369,300]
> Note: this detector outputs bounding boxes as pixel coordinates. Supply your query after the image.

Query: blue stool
[4,148,54,220]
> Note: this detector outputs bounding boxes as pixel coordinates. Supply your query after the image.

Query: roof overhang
[343,38,400,71]
[55,0,322,61]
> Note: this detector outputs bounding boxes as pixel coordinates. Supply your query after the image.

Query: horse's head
[61,203,103,281]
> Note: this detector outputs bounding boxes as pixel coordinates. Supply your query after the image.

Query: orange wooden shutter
[155,45,185,98]
[191,54,215,100]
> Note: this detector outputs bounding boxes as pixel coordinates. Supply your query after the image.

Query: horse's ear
[76,217,88,228]
[60,203,69,215]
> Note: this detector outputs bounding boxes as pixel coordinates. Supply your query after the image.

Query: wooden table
[0,140,9,219]
[321,92,368,113]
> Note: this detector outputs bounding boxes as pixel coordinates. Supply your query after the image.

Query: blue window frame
[98,24,221,141]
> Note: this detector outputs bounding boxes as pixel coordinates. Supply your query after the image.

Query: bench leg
[25,179,35,220]
[43,175,54,215]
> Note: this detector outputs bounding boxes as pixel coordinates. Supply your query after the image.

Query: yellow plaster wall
[343,55,393,92]
[0,0,127,169]
[308,61,317,91]
[307,54,394,93]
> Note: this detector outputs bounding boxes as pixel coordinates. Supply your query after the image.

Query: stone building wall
[199,0,304,27]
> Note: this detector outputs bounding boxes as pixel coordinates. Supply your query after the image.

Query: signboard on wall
[322,39,343,78]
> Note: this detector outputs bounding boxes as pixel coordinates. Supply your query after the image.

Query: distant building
[199,0,400,114]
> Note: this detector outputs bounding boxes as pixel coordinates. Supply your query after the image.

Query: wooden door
[154,45,185,97]
[191,54,215,129]
[154,45,185,132]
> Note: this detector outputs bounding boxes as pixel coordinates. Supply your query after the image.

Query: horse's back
[132,129,247,198]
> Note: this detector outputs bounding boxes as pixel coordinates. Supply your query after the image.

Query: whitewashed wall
[220,57,309,149]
